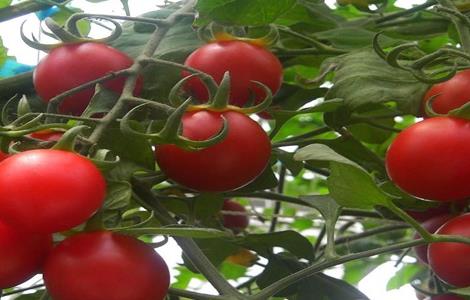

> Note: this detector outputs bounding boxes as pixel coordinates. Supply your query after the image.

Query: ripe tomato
[183,40,283,107]
[0,149,106,233]
[423,69,470,115]
[407,200,468,222]
[414,214,454,264]
[0,151,8,161]
[155,110,271,192]
[34,42,143,115]
[44,231,170,300]
[0,220,52,288]
[386,117,470,201]
[30,129,63,142]
[222,200,249,232]
[428,213,470,287]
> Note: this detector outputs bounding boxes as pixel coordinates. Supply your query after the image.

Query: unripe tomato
[222,200,249,232]
[44,231,170,300]
[183,40,283,107]
[386,117,470,201]
[0,220,52,288]
[226,248,257,267]
[423,69,470,115]
[428,213,470,287]
[155,110,271,192]
[0,149,106,233]
[34,42,143,115]
[413,214,454,264]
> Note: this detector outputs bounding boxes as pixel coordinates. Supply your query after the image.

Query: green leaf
[300,195,341,220]
[0,0,11,9]
[294,143,361,169]
[343,258,387,285]
[103,180,132,210]
[52,6,91,36]
[185,238,240,271]
[240,230,314,260]
[235,165,278,192]
[324,49,429,115]
[296,273,370,300]
[220,261,248,279]
[386,263,424,291]
[275,149,304,176]
[195,0,297,26]
[111,9,201,101]
[327,162,390,209]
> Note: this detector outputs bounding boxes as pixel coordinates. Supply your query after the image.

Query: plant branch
[268,165,286,232]
[375,0,438,24]
[131,177,245,299]
[0,1,50,23]
[87,0,197,145]
[438,0,470,53]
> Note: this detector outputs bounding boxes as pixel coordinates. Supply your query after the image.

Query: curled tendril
[20,14,124,52]
[197,22,279,47]
[373,32,468,84]
[65,14,123,43]
[120,98,230,151]
[168,74,212,107]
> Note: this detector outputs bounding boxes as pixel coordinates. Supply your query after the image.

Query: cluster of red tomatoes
[386,70,470,299]
[0,149,170,300]
[1,35,281,298]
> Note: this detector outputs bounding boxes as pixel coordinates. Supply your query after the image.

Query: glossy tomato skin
[183,41,283,107]
[0,220,52,288]
[386,117,470,201]
[30,129,63,142]
[34,42,142,115]
[0,149,106,233]
[155,110,271,192]
[222,200,249,232]
[429,213,470,287]
[423,69,470,115]
[44,231,170,300]
[414,214,454,264]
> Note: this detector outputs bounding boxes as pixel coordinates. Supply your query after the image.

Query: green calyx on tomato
[155,109,272,192]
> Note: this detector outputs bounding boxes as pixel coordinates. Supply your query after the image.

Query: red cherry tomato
[222,200,249,233]
[423,69,470,115]
[30,129,63,142]
[34,42,143,115]
[44,231,170,300]
[0,151,8,161]
[414,214,454,264]
[386,117,470,201]
[0,220,52,288]
[155,110,271,192]
[429,213,470,287]
[0,149,106,233]
[407,200,468,222]
[183,40,283,107]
